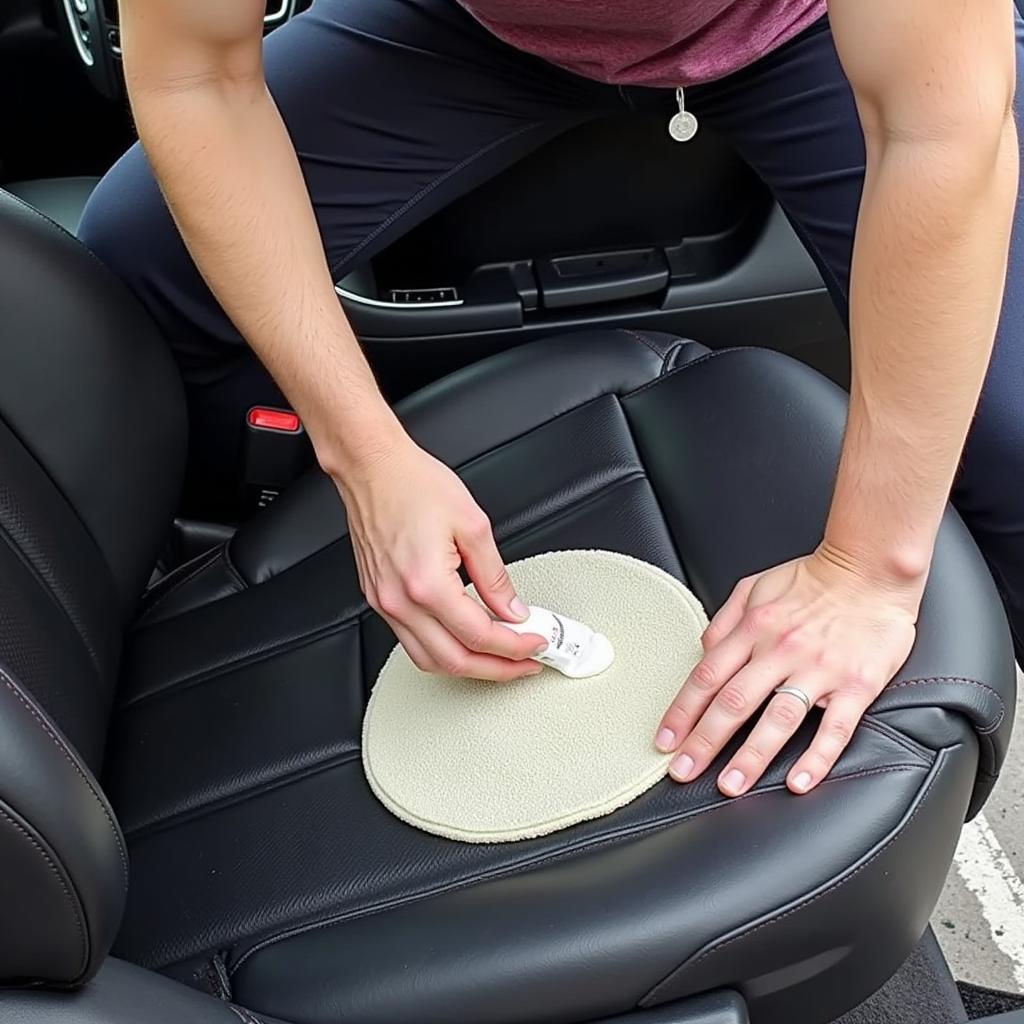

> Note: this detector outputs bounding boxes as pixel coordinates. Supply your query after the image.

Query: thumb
[457,517,527,622]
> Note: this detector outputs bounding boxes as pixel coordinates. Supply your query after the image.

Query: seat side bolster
[622,347,1016,803]
[0,666,126,986]
[870,510,1017,809]
[640,744,974,1020]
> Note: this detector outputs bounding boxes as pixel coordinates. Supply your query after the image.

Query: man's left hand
[655,547,920,797]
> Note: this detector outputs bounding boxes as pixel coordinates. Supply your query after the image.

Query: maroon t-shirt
[457,0,827,87]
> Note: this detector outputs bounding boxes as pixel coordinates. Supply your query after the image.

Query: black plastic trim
[593,991,749,1024]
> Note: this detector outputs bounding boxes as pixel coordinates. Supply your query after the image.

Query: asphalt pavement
[932,666,1024,993]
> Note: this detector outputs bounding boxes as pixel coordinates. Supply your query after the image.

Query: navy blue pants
[79,0,1024,649]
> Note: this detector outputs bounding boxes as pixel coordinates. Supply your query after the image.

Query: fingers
[786,694,866,794]
[655,628,755,753]
[716,677,821,796]
[395,557,544,663]
[346,451,538,678]
[389,621,435,676]
[701,574,758,650]
[378,579,544,679]
[456,513,528,622]
[665,670,867,798]
[665,653,787,783]
[389,608,544,683]
[653,554,907,797]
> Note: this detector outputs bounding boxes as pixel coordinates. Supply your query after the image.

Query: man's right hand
[337,438,548,682]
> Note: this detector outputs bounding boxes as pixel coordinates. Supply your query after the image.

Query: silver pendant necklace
[668,86,699,142]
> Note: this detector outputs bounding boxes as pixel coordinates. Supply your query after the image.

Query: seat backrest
[0,189,186,986]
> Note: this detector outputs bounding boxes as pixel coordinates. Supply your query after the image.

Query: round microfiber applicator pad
[362,549,709,843]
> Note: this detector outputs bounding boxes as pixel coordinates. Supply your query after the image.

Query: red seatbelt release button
[247,407,302,433]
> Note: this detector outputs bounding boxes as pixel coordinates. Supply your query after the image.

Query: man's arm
[656,0,1017,796]
[119,0,544,679]
[120,0,393,468]
[825,0,1018,586]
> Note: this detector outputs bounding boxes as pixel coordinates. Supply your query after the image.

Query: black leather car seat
[4,176,100,235]
[0,187,1017,1024]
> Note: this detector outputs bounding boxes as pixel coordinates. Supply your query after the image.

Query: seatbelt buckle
[241,406,313,514]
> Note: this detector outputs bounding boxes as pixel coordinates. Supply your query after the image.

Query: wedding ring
[773,685,812,711]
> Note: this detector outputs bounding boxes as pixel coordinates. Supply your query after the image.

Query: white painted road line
[952,811,1024,988]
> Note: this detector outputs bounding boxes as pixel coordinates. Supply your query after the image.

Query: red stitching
[884,676,1006,734]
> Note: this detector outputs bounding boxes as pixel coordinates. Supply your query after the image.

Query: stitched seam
[884,677,1006,734]
[859,715,933,762]
[124,748,362,840]
[144,545,223,611]
[0,436,119,615]
[228,763,921,976]
[0,803,88,980]
[616,329,697,377]
[618,328,667,361]
[495,470,647,547]
[610,392,692,579]
[3,187,113,276]
[452,391,625,478]
[137,545,229,624]
[120,615,362,711]
[660,340,692,374]
[644,752,946,1002]
[0,667,128,892]
[195,952,232,1000]
[336,120,546,270]
[0,516,104,674]
[221,543,248,591]
[689,755,942,960]
[622,346,754,402]
[225,531,354,595]
[979,720,1004,737]
[212,952,233,1001]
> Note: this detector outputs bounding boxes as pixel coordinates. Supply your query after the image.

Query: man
[79,0,1020,799]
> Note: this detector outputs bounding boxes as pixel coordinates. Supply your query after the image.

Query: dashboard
[59,0,309,98]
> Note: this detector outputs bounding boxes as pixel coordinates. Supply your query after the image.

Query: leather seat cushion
[102,331,1008,1024]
